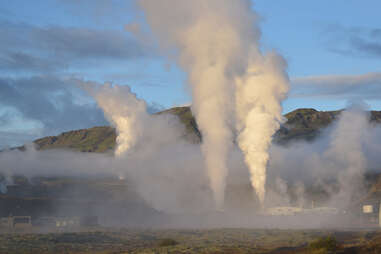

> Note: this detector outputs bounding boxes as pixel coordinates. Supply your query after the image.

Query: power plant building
[360,198,381,226]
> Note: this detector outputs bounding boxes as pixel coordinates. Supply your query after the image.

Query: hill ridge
[25,107,381,152]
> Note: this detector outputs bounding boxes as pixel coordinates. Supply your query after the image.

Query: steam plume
[85,83,148,156]
[138,0,288,208]
[325,104,368,205]
[267,103,370,208]
[235,53,289,204]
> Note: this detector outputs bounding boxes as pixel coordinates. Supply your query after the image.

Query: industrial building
[266,206,303,216]
[0,215,32,230]
[265,206,339,216]
[0,215,98,232]
[34,216,80,228]
[360,197,381,226]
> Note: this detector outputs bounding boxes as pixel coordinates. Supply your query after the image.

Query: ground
[1,228,381,254]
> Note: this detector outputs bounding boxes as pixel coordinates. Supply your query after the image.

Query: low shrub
[158,238,179,247]
[309,236,338,252]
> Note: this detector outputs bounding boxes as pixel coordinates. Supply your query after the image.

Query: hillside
[33,106,201,153]
[32,107,381,152]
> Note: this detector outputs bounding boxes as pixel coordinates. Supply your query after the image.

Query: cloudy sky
[0,0,380,147]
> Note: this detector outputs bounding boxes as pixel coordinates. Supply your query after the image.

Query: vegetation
[157,238,179,247]
[308,236,339,253]
[34,126,116,153]
[0,229,380,254]
[276,108,340,142]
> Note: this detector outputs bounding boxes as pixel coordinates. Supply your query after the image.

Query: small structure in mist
[265,206,339,216]
[0,215,99,232]
[34,216,80,229]
[266,206,303,216]
[34,216,98,228]
[360,198,381,226]
[0,215,32,230]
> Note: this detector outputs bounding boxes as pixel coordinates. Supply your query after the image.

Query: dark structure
[34,216,80,228]
[0,215,32,230]
[359,196,381,226]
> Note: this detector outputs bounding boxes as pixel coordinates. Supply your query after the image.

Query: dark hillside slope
[31,107,381,152]
[35,126,116,153]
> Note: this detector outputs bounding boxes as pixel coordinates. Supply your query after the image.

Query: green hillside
[277,108,381,142]
[34,126,116,153]
[33,106,201,153]
[31,107,381,152]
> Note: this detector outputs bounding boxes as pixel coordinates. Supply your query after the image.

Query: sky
[0,0,380,147]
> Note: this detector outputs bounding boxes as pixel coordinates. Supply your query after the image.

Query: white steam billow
[325,104,369,206]
[235,53,289,204]
[268,103,370,208]
[84,82,148,156]
[82,81,216,213]
[138,0,289,208]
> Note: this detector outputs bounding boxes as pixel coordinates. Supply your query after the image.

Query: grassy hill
[31,107,381,153]
[34,126,116,153]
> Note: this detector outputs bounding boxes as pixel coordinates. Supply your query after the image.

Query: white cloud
[291,71,381,99]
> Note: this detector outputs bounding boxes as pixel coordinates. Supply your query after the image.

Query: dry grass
[1,228,380,254]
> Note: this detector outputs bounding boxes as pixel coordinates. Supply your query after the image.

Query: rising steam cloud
[268,103,371,208]
[84,82,148,156]
[325,104,369,206]
[235,53,289,204]
[138,0,289,207]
